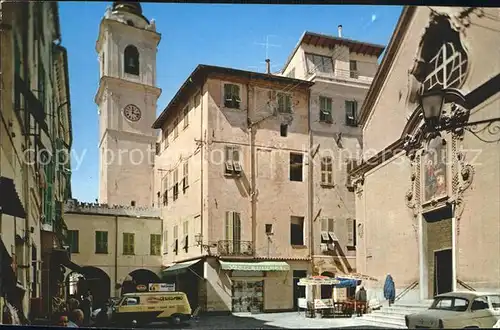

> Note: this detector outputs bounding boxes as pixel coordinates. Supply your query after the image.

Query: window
[162,174,168,206]
[280,123,288,137]
[265,224,273,236]
[320,218,338,243]
[173,168,179,201]
[182,221,189,252]
[162,128,169,150]
[194,92,201,108]
[277,92,292,113]
[286,68,295,78]
[471,297,489,311]
[289,153,303,182]
[130,200,136,207]
[123,233,135,255]
[67,230,79,253]
[182,161,189,193]
[349,60,358,78]
[124,45,139,75]
[155,143,160,155]
[431,297,469,311]
[224,145,242,176]
[321,157,333,186]
[163,230,168,254]
[290,216,305,246]
[225,211,242,254]
[347,219,356,248]
[319,96,333,123]
[150,234,161,256]
[183,105,189,128]
[305,53,334,75]
[173,118,179,139]
[345,100,358,127]
[173,225,178,255]
[38,57,45,110]
[223,83,241,109]
[95,231,108,254]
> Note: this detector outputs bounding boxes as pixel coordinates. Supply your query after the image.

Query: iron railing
[217,240,253,256]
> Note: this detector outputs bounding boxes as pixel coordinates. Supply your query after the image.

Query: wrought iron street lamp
[418,88,500,133]
[419,89,446,129]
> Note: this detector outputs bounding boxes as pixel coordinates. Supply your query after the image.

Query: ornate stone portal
[403,11,475,241]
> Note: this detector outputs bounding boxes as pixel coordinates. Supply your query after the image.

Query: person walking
[383,273,396,307]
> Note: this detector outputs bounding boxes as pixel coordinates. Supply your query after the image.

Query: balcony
[217,240,253,257]
[306,68,373,85]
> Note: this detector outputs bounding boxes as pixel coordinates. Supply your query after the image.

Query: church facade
[350,6,500,303]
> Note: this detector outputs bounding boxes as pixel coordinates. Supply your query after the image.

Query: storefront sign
[148,283,175,292]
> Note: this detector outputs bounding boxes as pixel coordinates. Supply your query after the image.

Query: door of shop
[232,280,263,313]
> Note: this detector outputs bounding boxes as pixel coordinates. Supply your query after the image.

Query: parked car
[405,291,500,329]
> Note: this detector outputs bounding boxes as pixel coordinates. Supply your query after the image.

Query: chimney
[338,25,343,38]
[265,59,271,74]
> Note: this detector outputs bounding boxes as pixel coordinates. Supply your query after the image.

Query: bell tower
[95,1,161,207]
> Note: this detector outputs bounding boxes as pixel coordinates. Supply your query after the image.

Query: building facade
[1,0,73,321]
[95,2,161,207]
[280,31,384,290]
[154,65,314,312]
[63,200,162,307]
[350,6,500,303]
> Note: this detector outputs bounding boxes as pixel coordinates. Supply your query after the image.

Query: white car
[405,291,500,329]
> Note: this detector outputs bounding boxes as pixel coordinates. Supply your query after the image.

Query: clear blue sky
[59,2,403,203]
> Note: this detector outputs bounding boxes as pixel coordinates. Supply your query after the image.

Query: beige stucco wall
[204,76,311,259]
[64,208,162,297]
[356,6,500,302]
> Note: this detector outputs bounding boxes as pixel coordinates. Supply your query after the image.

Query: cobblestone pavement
[143,312,384,329]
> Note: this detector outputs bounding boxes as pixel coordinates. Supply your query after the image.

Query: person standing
[383,273,396,307]
[80,293,91,326]
[355,286,367,316]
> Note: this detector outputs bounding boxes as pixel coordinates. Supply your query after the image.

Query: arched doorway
[65,267,111,309]
[320,271,335,299]
[121,269,161,295]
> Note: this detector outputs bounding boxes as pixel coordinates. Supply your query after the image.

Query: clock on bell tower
[95,1,161,207]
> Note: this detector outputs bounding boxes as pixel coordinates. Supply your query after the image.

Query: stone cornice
[94,75,162,105]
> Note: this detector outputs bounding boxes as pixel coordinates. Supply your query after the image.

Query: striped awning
[219,261,290,272]
[161,259,202,277]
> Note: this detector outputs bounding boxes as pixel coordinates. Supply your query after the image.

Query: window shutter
[225,211,233,241]
[347,219,354,246]
[233,212,241,242]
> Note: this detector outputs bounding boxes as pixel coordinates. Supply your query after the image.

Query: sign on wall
[148,283,175,292]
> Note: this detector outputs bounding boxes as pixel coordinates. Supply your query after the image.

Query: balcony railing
[307,68,373,84]
[217,240,253,257]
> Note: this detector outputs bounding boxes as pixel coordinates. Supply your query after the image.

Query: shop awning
[0,177,26,219]
[298,275,340,286]
[161,259,202,277]
[219,261,290,272]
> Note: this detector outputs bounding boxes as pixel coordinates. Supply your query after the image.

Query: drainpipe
[247,83,257,257]
[307,89,316,305]
[199,85,204,255]
[307,89,313,263]
[115,215,118,296]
